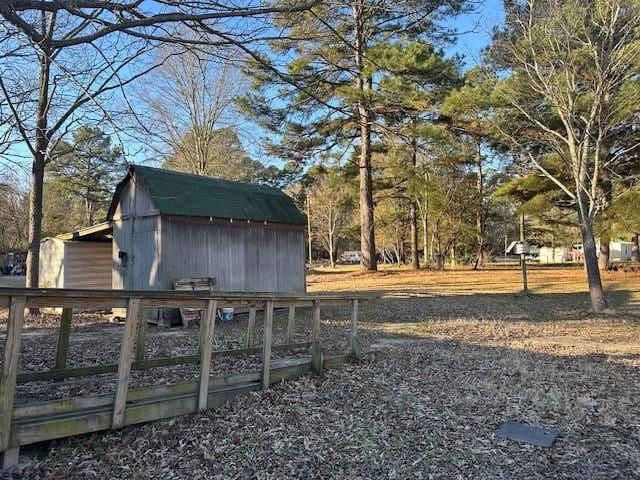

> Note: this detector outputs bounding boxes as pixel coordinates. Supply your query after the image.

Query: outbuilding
[106,165,307,294]
[39,222,113,289]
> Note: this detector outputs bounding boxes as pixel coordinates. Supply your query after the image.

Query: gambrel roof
[107,165,306,225]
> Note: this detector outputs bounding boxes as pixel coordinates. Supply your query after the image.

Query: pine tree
[48,126,126,227]
[240,0,470,271]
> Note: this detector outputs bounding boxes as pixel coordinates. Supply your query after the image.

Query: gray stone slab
[495,421,560,447]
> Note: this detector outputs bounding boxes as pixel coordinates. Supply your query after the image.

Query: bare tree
[0,1,319,289]
[492,0,640,311]
[308,174,352,268]
[140,47,248,176]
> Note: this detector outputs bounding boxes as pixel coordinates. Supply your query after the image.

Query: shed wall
[39,238,65,288]
[111,175,162,290]
[160,216,306,293]
[63,241,112,289]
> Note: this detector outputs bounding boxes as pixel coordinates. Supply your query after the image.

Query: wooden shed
[106,165,307,294]
[38,222,113,289]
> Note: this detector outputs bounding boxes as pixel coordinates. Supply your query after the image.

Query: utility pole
[520,213,528,293]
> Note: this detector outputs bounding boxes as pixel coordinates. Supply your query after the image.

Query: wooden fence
[0,288,365,469]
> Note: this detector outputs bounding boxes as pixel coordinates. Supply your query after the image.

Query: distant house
[106,165,307,294]
[596,239,632,262]
[538,239,632,264]
[538,246,578,264]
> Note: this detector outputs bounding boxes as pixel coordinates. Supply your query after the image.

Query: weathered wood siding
[39,238,65,288]
[111,176,161,290]
[160,216,306,293]
[111,172,306,294]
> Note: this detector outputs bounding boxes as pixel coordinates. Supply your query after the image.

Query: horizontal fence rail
[0,288,368,469]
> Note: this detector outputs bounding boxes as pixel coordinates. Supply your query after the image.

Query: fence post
[55,307,73,370]
[245,306,256,348]
[198,300,217,411]
[0,296,26,467]
[286,306,296,344]
[112,298,141,429]
[261,300,274,389]
[349,299,362,361]
[135,310,149,362]
[311,300,323,375]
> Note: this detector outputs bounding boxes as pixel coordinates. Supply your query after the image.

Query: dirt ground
[2,266,640,479]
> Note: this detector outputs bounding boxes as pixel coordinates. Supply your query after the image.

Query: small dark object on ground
[495,421,560,447]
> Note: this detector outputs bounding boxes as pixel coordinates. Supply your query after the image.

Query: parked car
[339,251,362,264]
[10,264,24,275]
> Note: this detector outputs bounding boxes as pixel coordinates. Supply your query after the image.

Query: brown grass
[5,267,640,479]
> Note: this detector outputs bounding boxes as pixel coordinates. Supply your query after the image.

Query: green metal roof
[108,166,306,225]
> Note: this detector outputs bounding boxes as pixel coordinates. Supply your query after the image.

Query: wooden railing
[0,288,366,469]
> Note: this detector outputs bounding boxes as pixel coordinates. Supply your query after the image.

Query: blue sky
[444,0,505,69]
[3,1,506,185]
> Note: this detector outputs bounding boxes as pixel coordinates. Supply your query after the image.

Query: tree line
[0,0,638,313]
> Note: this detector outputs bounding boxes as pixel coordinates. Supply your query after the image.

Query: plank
[134,310,149,361]
[350,299,361,360]
[111,298,141,429]
[245,307,256,348]
[311,300,323,375]
[287,306,296,344]
[9,356,353,449]
[198,300,217,411]
[261,301,274,389]
[54,308,73,370]
[2,446,19,469]
[0,296,26,452]
[17,342,312,383]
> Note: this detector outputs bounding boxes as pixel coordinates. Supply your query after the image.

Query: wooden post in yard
[261,301,274,389]
[55,307,73,370]
[349,299,361,361]
[286,306,296,344]
[245,307,256,349]
[311,300,323,375]
[112,298,141,429]
[0,296,26,469]
[198,300,217,411]
[520,213,528,293]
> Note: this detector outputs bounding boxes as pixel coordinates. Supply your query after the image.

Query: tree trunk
[306,194,312,263]
[632,233,639,265]
[473,138,484,270]
[328,231,335,268]
[409,201,419,270]
[409,137,419,270]
[26,155,45,289]
[519,212,528,293]
[422,214,429,268]
[598,170,612,272]
[580,218,607,312]
[353,1,376,272]
[26,48,52,291]
[598,239,610,271]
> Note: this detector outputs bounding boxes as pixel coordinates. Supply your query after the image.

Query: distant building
[39,223,112,289]
[538,239,632,264]
[107,165,307,293]
[40,166,308,300]
[596,239,632,262]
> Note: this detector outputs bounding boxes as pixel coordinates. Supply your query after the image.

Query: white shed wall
[39,238,65,288]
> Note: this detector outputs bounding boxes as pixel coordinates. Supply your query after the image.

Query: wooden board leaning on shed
[0,288,372,469]
[173,277,217,327]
